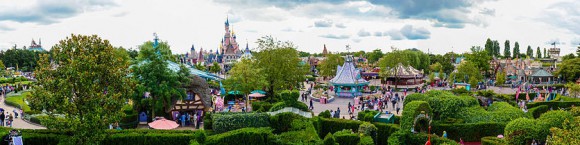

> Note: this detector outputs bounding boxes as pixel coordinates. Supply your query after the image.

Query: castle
[178,17,251,73]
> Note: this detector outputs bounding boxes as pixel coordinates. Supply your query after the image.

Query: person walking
[8,113,13,127]
[309,99,314,110]
[0,111,4,127]
[330,110,335,118]
[347,102,352,114]
[336,107,341,118]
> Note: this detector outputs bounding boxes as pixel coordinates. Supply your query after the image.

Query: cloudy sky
[0,0,579,55]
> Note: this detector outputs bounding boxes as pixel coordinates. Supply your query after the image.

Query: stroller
[3,129,22,145]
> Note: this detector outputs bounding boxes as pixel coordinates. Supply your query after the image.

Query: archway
[411,111,432,133]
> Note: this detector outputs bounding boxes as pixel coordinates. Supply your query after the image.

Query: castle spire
[191,44,195,51]
[225,16,229,26]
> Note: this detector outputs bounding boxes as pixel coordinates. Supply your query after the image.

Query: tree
[378,49,408,89]
[0,60,4,77]
[577,45,580,57]
[430,54,454,74]
[562,54,576,61]
[495,71,506,86]
[565,83,580,98]
[527,45,533,58]
[254,36,308,99]
[209,62,221,73]
[504,40,511,58]
[223,58,268,108]
[353,50,365,58]
[131,40,189,120]
[194,63,206,71]
[365,49,383,64]
[0,48,46,71]
[29,34,132,144]
[544,48,548,58]
[555,58,580,82]
[298,51,311,57]
[547,118,580,144]
[485,38,494,57]
[318,53,344,79]
[491,40,500,57]
[450,61,482,87]
[429,62,442,72]
[438,68,444,80]
[513,42,520,58]
[464,46,491,77]
[537,47,542,58]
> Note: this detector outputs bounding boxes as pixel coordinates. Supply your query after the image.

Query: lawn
[5,91,32,112]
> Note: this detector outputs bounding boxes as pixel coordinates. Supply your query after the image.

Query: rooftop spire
[225,16,229,26]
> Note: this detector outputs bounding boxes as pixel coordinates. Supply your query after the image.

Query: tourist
[196,113,201,129]
[181,113,186,127]
[330,110,334,118]
[336,107,341,118]
[0,111,4,127]
[350,105,355,115]
[309,99,314,110]
[192,113,197,128]
[12,109,17,119]
[460,138,464,145]
[443,131,447,138]
[396,107,400,115]
[531,139,537,145]
[8,113,13,127]
[347,102,352,114]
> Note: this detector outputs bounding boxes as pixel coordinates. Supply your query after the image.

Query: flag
[219,81,226,96]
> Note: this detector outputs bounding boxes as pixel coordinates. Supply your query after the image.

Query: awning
[228,90,242,95]
[248,93,266,97]
[251,90,266,94]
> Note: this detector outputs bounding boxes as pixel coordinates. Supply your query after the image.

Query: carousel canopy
[329,55,369,86]
[386,63,423,79]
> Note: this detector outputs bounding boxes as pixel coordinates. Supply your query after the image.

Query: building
[28,38,46,52]
[329,55,369,97]
[384,63,424,87]
[220,18,242,72]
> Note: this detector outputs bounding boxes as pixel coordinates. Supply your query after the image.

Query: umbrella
[0,108,4,112]
[248,93,266,97]
[228,90,242,95]
[148,118,179,130]
[251,90,266,94]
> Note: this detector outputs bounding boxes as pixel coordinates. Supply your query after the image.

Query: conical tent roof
[329,55,369,86]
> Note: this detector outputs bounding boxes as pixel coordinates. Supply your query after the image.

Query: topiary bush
[359,136,374,145]
[316,117,364,138]
[333,129,359,145]
[401,101,431,130]
[527,105,549,119]
[373,123,400,145]
[319,110,331,118]
[323,133,337,145]
[432,122,506,142]
[212,113,270,133]
[204,112,213,130]
[358,122,377,137]
[571,106,580,116]
[278,118,321,144]
[536,110,574,141]
[357,110,378,122]
[387,131,459,145]
[456,102,526,123]
[504,118,539,145]
[269,112,305,133]
[251,101,273,112]
[404,90,478,120]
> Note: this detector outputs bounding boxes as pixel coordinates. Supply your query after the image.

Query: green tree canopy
[130,40,190,119]
[485,38,494,56]
[209,62,221,73]
[537,47,542,58]
[29,34,133,144]
[0,60,5,77]
[0,48,46,71]
[318,53,344,78]
[555,58,580,82]
[544,48,549,58]
[513,42,520,58]
[450,61,482,87]
[562,53,576,61]
[223,58,268,103]
[493,40,501,57]
[365,49,383,64]
[464,46,491,76]
[527,45,533,58]
[504,40,511,58]
[254,36,308,99]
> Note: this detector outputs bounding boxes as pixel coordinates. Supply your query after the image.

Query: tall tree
[504,40,511,58]
[577,45,580,57]
[495,71,506,86]
[493,40,501,57]
[254,36,308,99]
[513,42,520,58]
[223,58,268,108]
[537,47,542,58]
[555,58,580,82]
[0,60,4,77]
[465,46,491,76]
[485,38,494,56]
[526,45,533,58]
[544,48,548,58]
[29,34,132,144]
[365,49,383,64]
[131,40,189,120]
[449,61,482,87]
[318,53,345,79]
[209,62,221,73]
[562,54,576,61]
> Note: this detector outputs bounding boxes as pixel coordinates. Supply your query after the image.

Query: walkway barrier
[267,107,312,118]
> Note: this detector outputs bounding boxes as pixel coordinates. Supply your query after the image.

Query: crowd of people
[171,111,203,129]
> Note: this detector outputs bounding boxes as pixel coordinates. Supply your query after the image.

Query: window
[186,91,194,100]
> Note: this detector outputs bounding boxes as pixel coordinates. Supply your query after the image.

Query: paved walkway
[0,93,45,129]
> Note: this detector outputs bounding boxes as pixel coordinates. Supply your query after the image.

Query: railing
[267,107,312,118]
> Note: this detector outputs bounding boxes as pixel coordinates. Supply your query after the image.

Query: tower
[323,44,328,56]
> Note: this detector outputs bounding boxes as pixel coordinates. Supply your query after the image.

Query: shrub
[205,127,275,145]
[212,112,270,133]
[319,110,331,118]
[190,140,200,145]
[387,131,459,145]
[504,118,539,145]
[316,117,363,138]
[251,101,273,112]
[21,133,67,145]
[323,133,336,145]
[432,122,506,142]
[278,119,320,144]
[476,90,496,98]
[451,88,471,96]
[333,129,359,145]
[526,101,580,109]
[359,136,374,145]
[269,112,305,133]
[203,112,213,130]
[401,101,431,130]
[527,105,549,119]
[373,123,400,145]
[536,110,574,141]
[269,101,310,112]
[358,122,377,136]
[481,136,508,145]
[456,102,526,123]
[404,90,478,120]
[571,106,580,116]
[357,110,378,122]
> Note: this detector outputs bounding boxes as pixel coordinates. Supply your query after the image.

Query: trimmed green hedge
[102,133,195,145]
[526,101,580,109]
[251,101,273,112]
[269,112,305,133]
[269,101,310,112]
[333,130,359,145]
[204,112,214,130]
[212,112,270,133]
[527,105,549,119]
[401,101,431,130]
[359,136,374,145]
[504,118,539,145]
[358,110,378,122]
[387,131,459,145]
[319,110,331,118]
[404,91,478,120]
[456,102,526,123]
[278,119,321,144]
[536,110,574,142]
[206,127,276,145]
[316,117,364,138]
[481,136,508,145]
[373,122,400,145]
[432,122,506,142]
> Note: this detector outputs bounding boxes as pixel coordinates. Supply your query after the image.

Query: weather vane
[346,44,351,52]
[153,33,161,57]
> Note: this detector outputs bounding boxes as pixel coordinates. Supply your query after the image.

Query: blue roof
[134,60,223,81]
[455,57,465,64]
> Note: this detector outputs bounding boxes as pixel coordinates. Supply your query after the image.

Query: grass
[5,91,32,112]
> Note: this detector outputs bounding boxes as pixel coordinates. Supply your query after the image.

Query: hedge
[536,110,574,141]
[251,101,273,112]
[278,119,320,144]
[359,136,374,145]
[20,133,67,145]
[401,101,431,130]
[102,133,195,145]
[316,117,364,138]
[318,110,331,118]
[527,105,549,119]
[456,102,526,123]
[404,91,478,120]
[387,131,459,145]
[526,101,580,109]
[333,130,359,145]
[323,133,336,145]
[269,101,309,112]
[212,112,270,133]
[357,110,378,122]
[373,122,400,145]
[481,136,508,145]
[206,127,276,145]
[504,118,539,145]
[432,122,506,142]
[269,112,305,133]
[203,112,214,130]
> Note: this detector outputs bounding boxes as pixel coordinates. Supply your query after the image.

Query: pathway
[0,93,45,129]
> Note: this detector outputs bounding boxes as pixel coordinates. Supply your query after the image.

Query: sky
[0,0,579,55]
